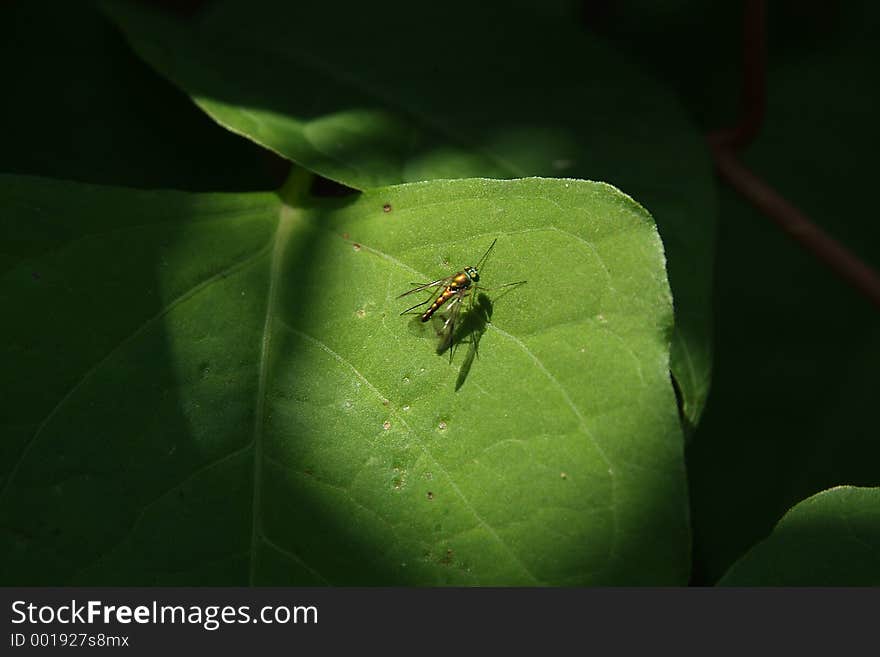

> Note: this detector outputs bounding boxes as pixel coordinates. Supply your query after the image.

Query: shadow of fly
[397,239,526,358]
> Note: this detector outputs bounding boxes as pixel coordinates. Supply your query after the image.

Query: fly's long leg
[396,277,454,299]
[468,289,482,361]
[400,295,434,316]
[478,280,527,291]
[397,239,525,365]
[476,280,527,308]
[440,293,464,334]
[398,280,449,316]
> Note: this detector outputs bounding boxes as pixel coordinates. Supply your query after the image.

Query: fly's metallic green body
[396,239,524,353]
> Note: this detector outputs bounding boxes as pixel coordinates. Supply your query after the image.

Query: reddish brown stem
[712,147,880,308]
[708,0,880,309]
[708,0,766,149]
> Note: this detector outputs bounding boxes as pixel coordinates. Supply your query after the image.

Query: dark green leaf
[718,487,880,586]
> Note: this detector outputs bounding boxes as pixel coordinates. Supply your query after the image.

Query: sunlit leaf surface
[101,0,716,426]
[1,174,688,584]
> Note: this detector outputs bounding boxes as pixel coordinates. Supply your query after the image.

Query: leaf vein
[485,323,620,567]
[0,241,273,506]
[281,322,544,585]
[260,533,333,585]
[64,443,253,584]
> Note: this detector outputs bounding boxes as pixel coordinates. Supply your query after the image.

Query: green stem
[277,166,314,206]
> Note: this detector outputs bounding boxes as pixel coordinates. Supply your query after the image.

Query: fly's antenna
[474,238,498,272]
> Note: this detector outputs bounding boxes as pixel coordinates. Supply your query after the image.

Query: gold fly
[397,239,524,353]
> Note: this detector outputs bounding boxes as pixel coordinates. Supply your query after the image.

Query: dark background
[2,0,878,585]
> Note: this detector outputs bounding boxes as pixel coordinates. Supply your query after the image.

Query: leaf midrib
[0,240,274,511]
[248,204,294,585]
[245,208,545,584]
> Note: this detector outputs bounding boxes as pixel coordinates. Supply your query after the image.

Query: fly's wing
[435,291,466,357]
[398,276,457,316]
[396,276,455,299]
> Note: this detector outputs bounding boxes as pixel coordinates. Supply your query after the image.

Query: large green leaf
[0,174,688,585]
[100,0,716,427]
[718,487,880,586]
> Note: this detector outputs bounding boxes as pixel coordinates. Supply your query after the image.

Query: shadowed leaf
[718,487,880,586]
